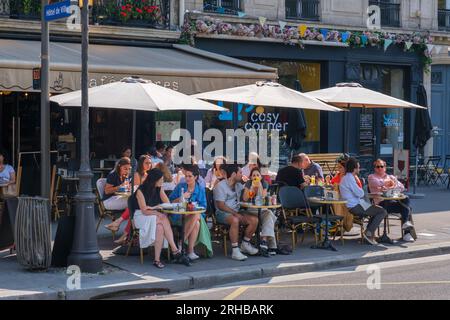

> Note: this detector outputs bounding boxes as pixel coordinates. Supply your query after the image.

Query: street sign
[44,1,71,22]
[32,68,41,90]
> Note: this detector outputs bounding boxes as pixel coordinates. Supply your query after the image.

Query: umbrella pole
[408,147,425,199]
[131,110,136,189]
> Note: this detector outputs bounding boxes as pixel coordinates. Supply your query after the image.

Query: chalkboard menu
[359,113,374,156]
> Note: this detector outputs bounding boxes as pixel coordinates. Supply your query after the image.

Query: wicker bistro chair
[95,178,123,239]
[278,186,320,250]
[303,186,345,245]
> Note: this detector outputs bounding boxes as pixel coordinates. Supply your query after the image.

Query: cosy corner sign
[44,0,71,22]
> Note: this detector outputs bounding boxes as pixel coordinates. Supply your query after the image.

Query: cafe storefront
[194,37,423,167]
[0,38,277,195]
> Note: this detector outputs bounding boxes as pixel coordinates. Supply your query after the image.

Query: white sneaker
[187,252,200,261]
[231,248,248,261]
[240,241,259,256]
[402,221,414,230]
[403,233,415,242]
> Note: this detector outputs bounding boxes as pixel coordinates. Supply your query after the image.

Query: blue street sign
[44,0,71,22]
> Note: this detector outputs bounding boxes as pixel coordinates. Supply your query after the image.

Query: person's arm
[242,186,251,202]
[350,175,365,198]
[169,184,181,203]
[204,169,213,185]
[133,172,141,186]
[104,183,121,195]
[390,175,405,192]
[8,168,16,185]
[160,186,170,204]
[215,200,239,216]
[198,187,207,209]
[316,165,325,181]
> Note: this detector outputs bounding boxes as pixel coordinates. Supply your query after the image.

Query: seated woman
[103,157,131,211]
[242,152,261,182]
[105,155,152,243]
[339,158,387,245]
[241,167,278,256]
[205,156,227,189]
[0,150,16,189]
[134,168,183,269]
[368,159,416,242]
[169,164,209,261]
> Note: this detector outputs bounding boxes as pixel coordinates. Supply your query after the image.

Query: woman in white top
[339,158,387,245]
[205,156,227,189]
[0,151,16,195]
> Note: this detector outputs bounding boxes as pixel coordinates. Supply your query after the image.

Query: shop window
[203,0,242,15]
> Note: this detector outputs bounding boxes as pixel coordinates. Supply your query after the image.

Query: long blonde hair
[154,162,173,183]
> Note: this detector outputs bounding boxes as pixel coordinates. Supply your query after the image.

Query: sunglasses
[375,165,385,169]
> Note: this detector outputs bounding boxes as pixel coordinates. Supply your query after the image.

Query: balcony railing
[0,0,171,30]
[285,0,320,21]
[369,0,400,28]
[203,0,241,15]
[438,9,450,31]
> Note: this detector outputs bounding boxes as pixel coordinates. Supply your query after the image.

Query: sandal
[153,260,165,269]
[113,232,128,245]
[104,223,120,232]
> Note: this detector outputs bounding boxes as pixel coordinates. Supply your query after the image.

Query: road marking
[250,280,450,289]
[417,233,436,237]
[223,286,249,300]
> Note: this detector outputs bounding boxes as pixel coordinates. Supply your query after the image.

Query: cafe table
[368,193,407,244]
[307,197,347,252]
[161,207,206,266]
[239,202,282,256]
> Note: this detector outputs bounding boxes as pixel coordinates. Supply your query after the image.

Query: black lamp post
[67,0,102,273]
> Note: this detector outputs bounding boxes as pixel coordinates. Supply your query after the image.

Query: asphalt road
[150,254,450,300]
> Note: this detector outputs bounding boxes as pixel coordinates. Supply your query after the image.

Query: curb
[4,242,450,300]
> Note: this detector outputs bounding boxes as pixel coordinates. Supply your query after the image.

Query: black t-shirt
[103,171,123,201]
[133,185,162,211]
[275,166,305,188]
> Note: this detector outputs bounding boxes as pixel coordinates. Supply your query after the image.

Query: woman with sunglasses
[368,159,416,242]
[105,155,152,244]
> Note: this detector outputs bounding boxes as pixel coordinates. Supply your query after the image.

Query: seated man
[275,154,309,189]
[368,159,416,242]
[213,164,259,261]
[340,158,387,245]
[299,153,324,185]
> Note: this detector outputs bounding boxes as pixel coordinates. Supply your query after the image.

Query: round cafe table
[240,202,281,256]
[162,208,206,266]
[368,193,407,244]
[114,191,131,199]
[308,197,347,252]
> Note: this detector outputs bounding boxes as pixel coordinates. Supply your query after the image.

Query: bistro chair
[95,178,123,239]
[207,188,229,256]
[50,165,68,221]
[425,156,443,185]
[278,186,320,250]
[303,185,344,244]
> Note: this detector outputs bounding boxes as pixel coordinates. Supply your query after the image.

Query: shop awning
[0,39,278,94]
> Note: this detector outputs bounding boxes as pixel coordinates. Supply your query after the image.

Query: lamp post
[67,0,102,273]
[41,0,50,199]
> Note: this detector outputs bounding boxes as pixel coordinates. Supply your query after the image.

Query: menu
[359,113,374,156]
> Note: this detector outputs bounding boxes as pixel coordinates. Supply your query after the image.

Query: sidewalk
[1,186,450,300]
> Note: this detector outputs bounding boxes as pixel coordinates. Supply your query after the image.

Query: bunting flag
[320,29,329,40]
[299,24,308,37]
[405,41,413,50]
[341,31,350,43]
[279,20,287,30]
[237,11,246,18]
[258,16,267,27]
[361,35,368,46]
[384,39,393,52]
[427,44,435,55]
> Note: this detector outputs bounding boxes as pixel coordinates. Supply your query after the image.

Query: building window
[203,0,242,15]
[285,0,320,21]
[369,0,401,28]
[438,0,450,31]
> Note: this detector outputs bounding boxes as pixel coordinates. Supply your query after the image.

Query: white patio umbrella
[305,82,427,109]
[305,82,426,153]
[51,77,227,185]
[192,81,342,112]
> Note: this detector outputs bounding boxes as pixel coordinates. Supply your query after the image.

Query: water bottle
[180,188,187,210]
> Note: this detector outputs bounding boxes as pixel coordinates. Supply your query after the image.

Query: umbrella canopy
[306,82,427,109]
[50,77,227,112]
[192,81,342,112]
[413,85,433,149]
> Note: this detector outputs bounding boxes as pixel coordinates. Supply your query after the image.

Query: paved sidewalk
[1,186,449,300]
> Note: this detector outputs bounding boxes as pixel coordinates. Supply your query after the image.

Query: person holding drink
[242,168,278,256]
[103,157,132,211]
[368,159,416,242]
